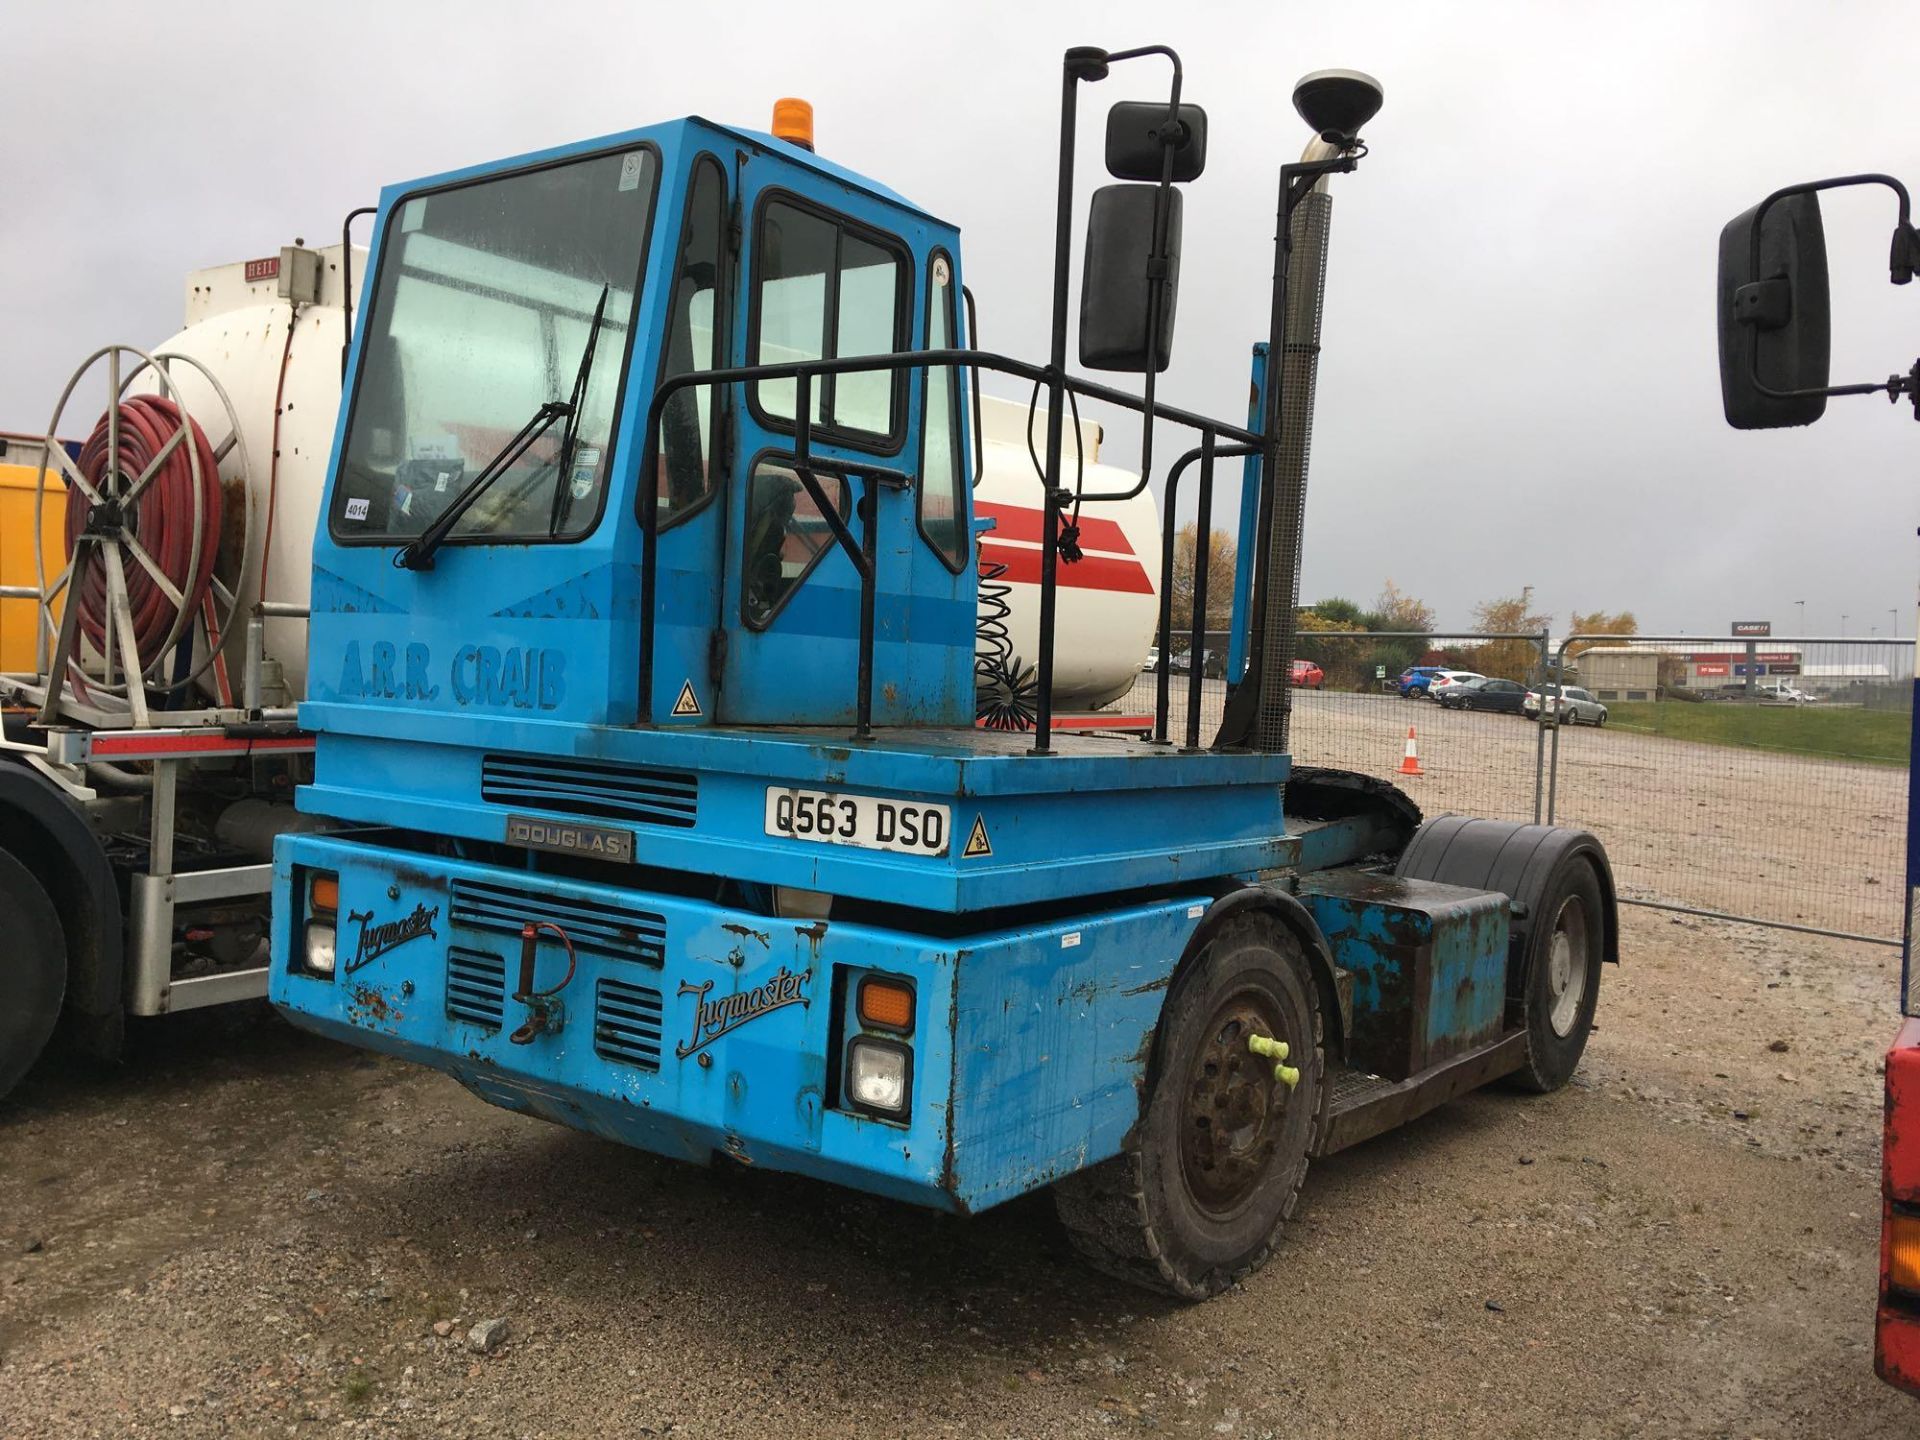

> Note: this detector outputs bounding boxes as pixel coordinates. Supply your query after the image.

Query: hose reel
[32,345,252,725]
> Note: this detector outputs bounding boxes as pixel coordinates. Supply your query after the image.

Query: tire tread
[1053,920,1325,1299]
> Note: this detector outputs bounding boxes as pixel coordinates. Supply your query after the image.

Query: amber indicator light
[1891,1211,1920,1293]
[858,976,914,1033]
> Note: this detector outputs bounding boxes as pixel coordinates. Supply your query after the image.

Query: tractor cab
[312,112,972,738]
[273,50,1619,1300]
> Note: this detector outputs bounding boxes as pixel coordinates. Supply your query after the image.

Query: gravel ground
[1,901,1913,1438]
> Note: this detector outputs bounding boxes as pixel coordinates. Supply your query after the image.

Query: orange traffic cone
[1398,725,1425,777]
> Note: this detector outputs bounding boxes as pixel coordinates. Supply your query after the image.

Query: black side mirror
[1717,192,1831,429]
[1080,184,1182,373]
[1105,102,1207,182]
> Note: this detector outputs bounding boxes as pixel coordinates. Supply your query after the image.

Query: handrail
[1150,438,1258,747]
[636,347,1269,739]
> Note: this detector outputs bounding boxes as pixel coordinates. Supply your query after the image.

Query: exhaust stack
[1252,138,1339,755]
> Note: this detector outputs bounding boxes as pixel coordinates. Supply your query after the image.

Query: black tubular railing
[637,347,1261,748]
[1152,438,1258,749]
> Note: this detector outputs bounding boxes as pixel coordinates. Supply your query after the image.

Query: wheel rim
[1180,989,1297,1218]
[1545,894,1591,1038]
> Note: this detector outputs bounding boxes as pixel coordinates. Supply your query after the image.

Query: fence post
[1546,634,1571,823]
[1532,628,1549,823]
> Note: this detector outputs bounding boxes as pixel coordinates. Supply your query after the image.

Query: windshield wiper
[395,284,611,572]
[548,283,612,536]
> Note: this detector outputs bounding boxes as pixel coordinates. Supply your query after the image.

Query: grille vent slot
[448,879,665,967]
[594,978,665,1070]
[482,755,697,829]
[446,947,506,1029]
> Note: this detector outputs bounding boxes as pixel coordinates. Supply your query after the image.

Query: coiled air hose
[65,396,222,666]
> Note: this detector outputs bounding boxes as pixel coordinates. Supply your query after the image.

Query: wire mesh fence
[1544,635,1913,945]
[1125,630,1551,825]
[1120,629,1911,945]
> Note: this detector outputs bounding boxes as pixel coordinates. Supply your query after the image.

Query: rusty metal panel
[1297,870,1509,1081]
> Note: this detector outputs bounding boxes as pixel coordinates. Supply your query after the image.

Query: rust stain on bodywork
[722,923,771,947]
[348,984,396,1026]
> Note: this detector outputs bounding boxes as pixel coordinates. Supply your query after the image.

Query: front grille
[481,754,697,829]
[594,978,665,1070]
[448,879,665,967]
[446,947,506,1028]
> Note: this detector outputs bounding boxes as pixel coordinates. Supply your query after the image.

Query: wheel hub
[1180,994,1293,1215]
[1545,895,1590,1038]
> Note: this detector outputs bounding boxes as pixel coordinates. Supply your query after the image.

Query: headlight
[304,921,337,977]
[847,1037,911,1116]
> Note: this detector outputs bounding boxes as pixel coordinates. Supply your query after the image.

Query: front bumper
[269,832,1202,1214]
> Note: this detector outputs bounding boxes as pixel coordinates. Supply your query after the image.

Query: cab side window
[917,253,966,571]
[742,460,849,629]
[752,198,908,444]
[657,155,727,524]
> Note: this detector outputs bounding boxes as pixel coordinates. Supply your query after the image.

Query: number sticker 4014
[764,787,951,857]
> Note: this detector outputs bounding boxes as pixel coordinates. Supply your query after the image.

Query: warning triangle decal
[671,680,703,718]
[962,815,993,859]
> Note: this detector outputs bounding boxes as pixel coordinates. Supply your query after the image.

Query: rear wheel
[0,848,66,1100]
[1510,858,1604,1093]
[1053,919,1324,1299]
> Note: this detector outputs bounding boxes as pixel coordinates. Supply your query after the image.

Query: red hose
[65,396,222,666]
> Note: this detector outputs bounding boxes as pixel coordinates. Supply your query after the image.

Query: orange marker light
[1892,1211,1920,1293]
[771,97,815,151]
[310,873,339,914]
[858,976,914,1033]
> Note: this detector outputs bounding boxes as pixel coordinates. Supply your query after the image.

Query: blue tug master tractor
[271,48,1618,1298]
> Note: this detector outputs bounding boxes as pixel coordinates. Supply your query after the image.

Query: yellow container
[0,438,69,676]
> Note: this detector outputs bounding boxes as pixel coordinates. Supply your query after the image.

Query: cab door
[716,172,921,727]
[645,150,735,726]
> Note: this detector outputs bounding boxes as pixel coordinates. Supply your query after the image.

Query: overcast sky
[5,0,1915,636]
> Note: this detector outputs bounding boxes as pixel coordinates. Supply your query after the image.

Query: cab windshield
[331,147,658,544]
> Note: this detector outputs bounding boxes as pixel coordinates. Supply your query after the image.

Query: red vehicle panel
[1877,1018,1920,1396]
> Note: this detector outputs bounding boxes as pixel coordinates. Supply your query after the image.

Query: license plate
[763,787,951,857]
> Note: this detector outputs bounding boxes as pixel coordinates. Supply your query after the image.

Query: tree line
[1168,528,1636,690]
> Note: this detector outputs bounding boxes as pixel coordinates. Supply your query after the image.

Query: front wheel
[1053,918,1325,1299]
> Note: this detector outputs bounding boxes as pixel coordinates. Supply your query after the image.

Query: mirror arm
[1091,44,1187,524]
[1749,173,1912,285]
[1743,173,1919,412]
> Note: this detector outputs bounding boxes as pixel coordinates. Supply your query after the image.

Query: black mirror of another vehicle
[1717,191,1831,429]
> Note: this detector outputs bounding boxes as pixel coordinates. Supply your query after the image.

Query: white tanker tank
[132,244,365,705]
[44,246,1160,719]
[970,394,1161,715]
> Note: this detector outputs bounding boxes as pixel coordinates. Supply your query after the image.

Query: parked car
[1525,685,1609,725]
[1141,646,1160,673]
[1168,648,1224,678]
[1396,665,1445,697]
[1436,676,1529,713]
[1759,681,1817,703]
[1291,658,1325,689]
[1425,670,1483,701]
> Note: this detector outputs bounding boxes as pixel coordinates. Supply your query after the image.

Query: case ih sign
[1731,620,1772,637]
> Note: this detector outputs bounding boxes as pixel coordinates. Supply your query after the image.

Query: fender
[1395,816,1619,1016]
[1174,883,1353,1067]
[0,756,125,1056]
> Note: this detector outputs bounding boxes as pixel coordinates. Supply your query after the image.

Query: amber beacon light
[771,97,815,150]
